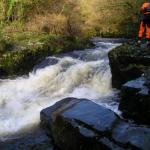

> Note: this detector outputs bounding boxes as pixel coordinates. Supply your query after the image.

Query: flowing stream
[0,39,121,141]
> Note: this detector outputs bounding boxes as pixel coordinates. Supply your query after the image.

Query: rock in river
[119,76,150,124]
[108,43,150,89]
[40,97,150,150]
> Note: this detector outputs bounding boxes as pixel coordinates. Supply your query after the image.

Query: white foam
[0,42,121,140]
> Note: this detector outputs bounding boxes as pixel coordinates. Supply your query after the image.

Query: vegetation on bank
[0,32,92,77]
[0,0,146,77]
[0,0,145,37]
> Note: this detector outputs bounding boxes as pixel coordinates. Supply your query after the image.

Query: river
[0,39,121,141]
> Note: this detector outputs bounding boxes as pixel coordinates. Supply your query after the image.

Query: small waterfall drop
[0,40,121,140]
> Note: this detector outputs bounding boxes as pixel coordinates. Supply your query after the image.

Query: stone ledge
[119,77,150,124]
[108,43,150,89]
[40,97,150,150]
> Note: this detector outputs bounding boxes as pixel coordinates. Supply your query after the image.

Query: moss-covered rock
[108,43,150,124]
[108,43,150,89]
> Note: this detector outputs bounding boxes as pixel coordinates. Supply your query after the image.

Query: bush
[0,0,145,37]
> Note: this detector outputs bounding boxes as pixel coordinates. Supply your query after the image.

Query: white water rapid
[0,40,121,141]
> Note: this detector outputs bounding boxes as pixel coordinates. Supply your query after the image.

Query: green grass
[0,32,92,77]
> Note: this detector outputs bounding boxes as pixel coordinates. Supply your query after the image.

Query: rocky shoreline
[1,42,150,150]
[108,43,150,125]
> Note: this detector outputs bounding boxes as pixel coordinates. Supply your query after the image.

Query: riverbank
[108,42,150,125]
[0,32,92,78]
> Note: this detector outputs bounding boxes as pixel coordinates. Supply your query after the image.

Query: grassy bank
[0,32,92,78]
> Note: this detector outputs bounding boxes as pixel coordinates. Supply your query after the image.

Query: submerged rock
[40,97,150,150]
[33,57,59,72]
[119,77,150,124]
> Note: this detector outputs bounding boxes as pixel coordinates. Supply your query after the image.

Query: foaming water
[0,41,121,140]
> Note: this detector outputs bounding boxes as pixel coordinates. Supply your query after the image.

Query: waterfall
[0,40,121,140]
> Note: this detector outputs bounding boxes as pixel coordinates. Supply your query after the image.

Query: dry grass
[1,0,145,37]
[25,14,67,34]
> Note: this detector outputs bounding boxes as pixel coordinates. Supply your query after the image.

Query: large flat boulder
[40,97,150,150]
[41,98,121,150]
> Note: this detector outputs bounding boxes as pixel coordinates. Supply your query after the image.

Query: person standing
[137,0,150,47]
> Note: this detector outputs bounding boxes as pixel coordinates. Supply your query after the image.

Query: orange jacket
[140,2,150,14]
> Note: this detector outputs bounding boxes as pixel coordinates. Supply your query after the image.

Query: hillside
[0,0,145,37]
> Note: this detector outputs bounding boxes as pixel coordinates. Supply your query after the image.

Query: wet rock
[40,97,150,150]
[0,67,8,77]
[144,69,150,90]
[0,128,56,150]
[33,57,59,72]
[119,77,150,124]
[113,122,150,150]
[108,43,150,88]
[99,138,125,150]
[41,97,121,150]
